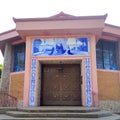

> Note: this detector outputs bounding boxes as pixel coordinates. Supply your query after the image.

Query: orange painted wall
[10,72,24,100]
[97,70,120,101]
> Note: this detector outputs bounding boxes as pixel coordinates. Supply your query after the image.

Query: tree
[0,64,3,78]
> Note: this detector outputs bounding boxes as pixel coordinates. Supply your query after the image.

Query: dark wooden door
[41,64,82,106]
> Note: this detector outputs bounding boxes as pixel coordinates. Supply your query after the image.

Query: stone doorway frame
[36,59,85,106]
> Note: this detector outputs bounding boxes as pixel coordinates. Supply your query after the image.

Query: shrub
[0,64,3,78]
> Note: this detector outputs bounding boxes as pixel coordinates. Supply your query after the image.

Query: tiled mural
[29,38,92,106]
[32,38,90,56]
[29,59,36,106]
[85,58,92,106]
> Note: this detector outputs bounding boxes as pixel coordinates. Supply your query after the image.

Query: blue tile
[85,58,92,107]
[32,38,90,56]
[29,59,37,106]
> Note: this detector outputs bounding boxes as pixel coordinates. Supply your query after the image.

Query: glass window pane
[96,39,117,70]
[96,40,103,68]
[13,43,25,72]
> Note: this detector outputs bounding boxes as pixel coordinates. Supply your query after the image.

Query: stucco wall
[97,70,120,112]
[10,72,24,107]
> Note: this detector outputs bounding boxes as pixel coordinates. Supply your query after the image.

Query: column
[90,35,98,107]
[0,42,12,92]
[23,37,32,107]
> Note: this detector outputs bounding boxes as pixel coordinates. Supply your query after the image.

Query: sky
[0,0,120,64]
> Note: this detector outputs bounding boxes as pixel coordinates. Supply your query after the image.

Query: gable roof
[0,12,120,44]
[13,11,107,22]
[13,12,107,38]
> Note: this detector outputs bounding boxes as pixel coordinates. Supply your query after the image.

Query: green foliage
[0,64,3,78]
[0,64,2,69]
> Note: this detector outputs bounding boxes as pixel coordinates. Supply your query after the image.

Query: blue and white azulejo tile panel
[32,38,90,56]
[85,58,92,107]
[29,59,36,106]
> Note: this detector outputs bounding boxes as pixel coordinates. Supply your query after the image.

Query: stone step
[6,110,112,118]
[0,107,17,114]
[18,107,100,113]
[0,114,120,120]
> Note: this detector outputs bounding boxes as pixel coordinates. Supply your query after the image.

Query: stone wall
[99,100,120,113]
[0,42,11,92]
[0,79,1,88]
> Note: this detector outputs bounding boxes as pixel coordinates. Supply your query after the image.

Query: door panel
[41,64,82,106]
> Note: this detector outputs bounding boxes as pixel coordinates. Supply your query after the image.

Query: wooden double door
[41,64,82,106]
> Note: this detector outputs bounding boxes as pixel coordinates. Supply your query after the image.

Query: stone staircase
[0,107,120,120]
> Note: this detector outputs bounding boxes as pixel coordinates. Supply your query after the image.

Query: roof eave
[103,23,120,37]
[0,29,20,42]
[13,12,107,22]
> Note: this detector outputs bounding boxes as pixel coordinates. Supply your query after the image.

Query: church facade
[0,12,120,112]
